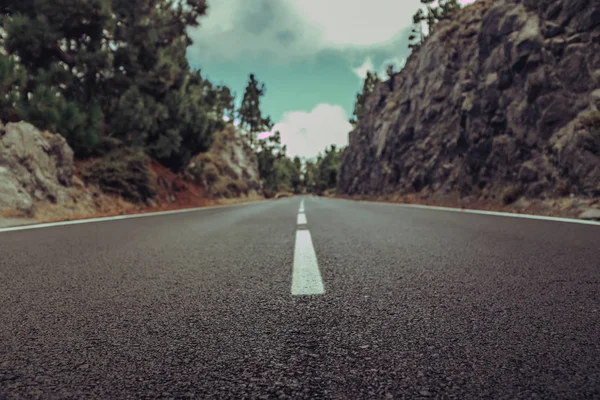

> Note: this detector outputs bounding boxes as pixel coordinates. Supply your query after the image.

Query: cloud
[287,0,423,48]
[187,0,321,63]
[189,0,426,63]
[352,58,375,79]
[267,104,352,159]
[189,0,479,64]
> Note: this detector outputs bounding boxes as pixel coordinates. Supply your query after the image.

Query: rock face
[339,0,600,203]
[186,125,261,198]
[0,121,75,215]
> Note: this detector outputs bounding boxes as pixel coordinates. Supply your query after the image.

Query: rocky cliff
[339,0,600,206]
[186,125,261,198]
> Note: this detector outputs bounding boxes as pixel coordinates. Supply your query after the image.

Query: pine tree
[239,74,272,145]
[2,0,113,153]
[0,54,26,122]
[350,71,379,126]
[411,0,461,48]
[1,0,241,170]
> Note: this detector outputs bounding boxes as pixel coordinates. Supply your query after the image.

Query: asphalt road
[1,196,599,399]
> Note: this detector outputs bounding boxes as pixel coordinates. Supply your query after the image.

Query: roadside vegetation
[0,0,346,211]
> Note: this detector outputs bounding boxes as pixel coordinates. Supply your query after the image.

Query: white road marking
[292,230,325,295]
[299,199,305,213]
[0,201,262,234]
[297,212,307,225]
[338,199,600,226]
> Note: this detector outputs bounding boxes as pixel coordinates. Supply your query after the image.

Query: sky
[186,0,476,159]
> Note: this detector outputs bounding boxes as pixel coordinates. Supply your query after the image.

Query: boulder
[186,125,261,198]
[578,209,600,220]
[0,121,75,215]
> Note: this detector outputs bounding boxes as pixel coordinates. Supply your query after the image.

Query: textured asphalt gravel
[1,196,599,399]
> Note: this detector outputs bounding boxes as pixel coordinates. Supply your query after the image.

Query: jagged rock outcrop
[339,0,600,203]
[186,125,261,198]
[0,121,76,215]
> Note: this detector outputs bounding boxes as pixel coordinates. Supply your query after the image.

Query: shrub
[209,178,249,198]
[502,184,523,204]
[263,188,275,199]
[83,148,156,203]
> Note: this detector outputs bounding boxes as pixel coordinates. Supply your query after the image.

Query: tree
[303,145,344,195]
[409,8,426,49]
[350,71,379,126]
[408,0,461,49]
[291,156,303,193]
[1,0,247,173]
[255,131,304,193]
[0,54,26,122]
[2,0,114,153]
[238,74,273,145]
[411,0,461,48]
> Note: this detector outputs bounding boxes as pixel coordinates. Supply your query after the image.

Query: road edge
[335,197,600,226]
[0,200,269,234]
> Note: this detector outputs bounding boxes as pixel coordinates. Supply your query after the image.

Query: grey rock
[578,209,600,220]
[0,166,33,213]
[519,162,539,183]
[590,89,600,111]
[186,125,261,197]
[0,121,75,214]
[543,21,565,38]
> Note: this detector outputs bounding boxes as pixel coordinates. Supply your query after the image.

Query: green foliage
[305,145,344,195]
[0,54,26,121]
[255,131,304,193]
[239,74,273,144]
[82,147,156,203]
[1,0,228,169]
[17,83,101,154]
[350,71,379,126]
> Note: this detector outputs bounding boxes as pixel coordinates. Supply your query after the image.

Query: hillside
[0,121,261,224]
[339,0,600,215]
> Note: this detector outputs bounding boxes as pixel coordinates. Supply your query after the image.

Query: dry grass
[0,208,28,218]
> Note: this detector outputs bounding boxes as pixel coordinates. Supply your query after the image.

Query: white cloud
[287,0,423,48]
[189,0,426,63]
[190,0,478,63]
[266,104,352,159]
[352,58,375,79]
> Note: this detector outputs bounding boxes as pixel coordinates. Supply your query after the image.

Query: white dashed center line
[297,212,307,225]
[292,198,325,296]
[292,230,325,295]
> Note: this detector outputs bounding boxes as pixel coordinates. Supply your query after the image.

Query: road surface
[1,197,599,399]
